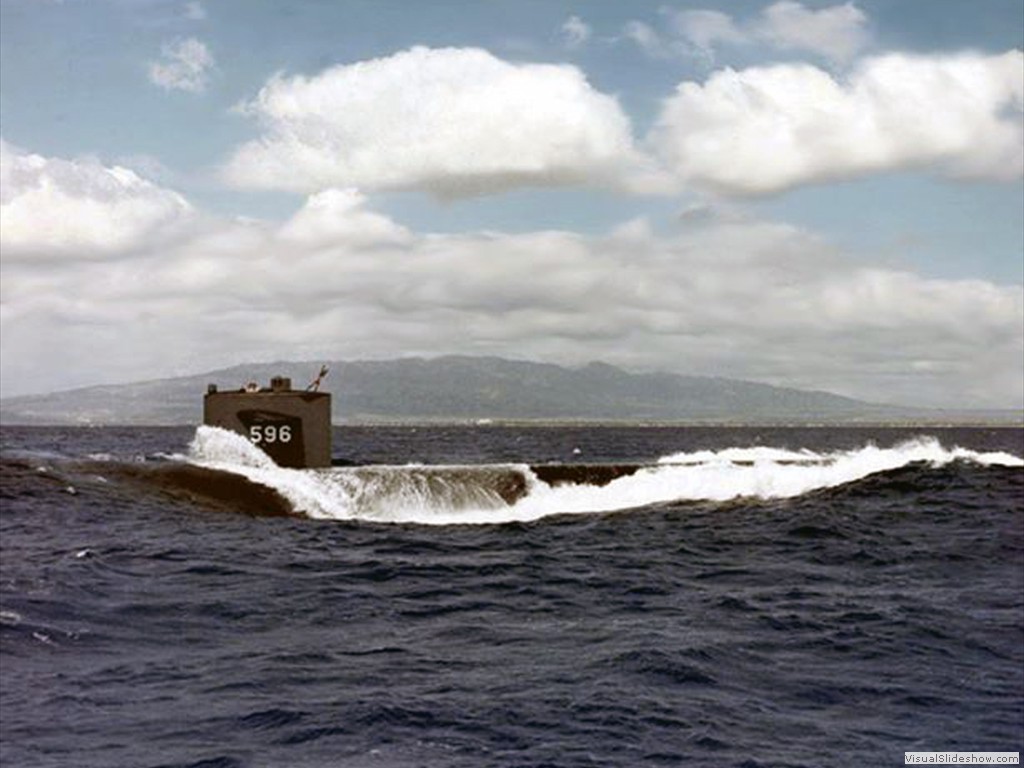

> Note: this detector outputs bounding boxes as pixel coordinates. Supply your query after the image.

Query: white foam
[189,426,354,519]
[186,427,1022,526]
[189,426,278,470]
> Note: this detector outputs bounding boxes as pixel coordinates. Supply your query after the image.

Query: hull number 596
[250,425,292,444]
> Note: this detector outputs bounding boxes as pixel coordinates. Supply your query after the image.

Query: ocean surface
[1,424,1022,768]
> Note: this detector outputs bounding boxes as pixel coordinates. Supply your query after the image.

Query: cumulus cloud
[0,140,193,256]
[629,1,869,64]
[2,169,1020,407]
[277,188,411,247]
[221,46,647,197]
[649,50,1024,194]
[148,37,215,93]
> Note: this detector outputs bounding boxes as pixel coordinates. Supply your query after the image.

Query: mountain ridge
[0,356,1018,425]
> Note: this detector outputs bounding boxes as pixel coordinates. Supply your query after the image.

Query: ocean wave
[184,427,1023,526]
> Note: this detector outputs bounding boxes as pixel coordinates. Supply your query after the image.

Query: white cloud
[222,46,646,197]
[562,15,591,49]
[622,20,679,60]
[221,37,1017,199]
[630,1,869,64]
[757,1,868,63]
[0,140,193,256]
[277,188,412,247]
[670,10,746,60]
[1,168,1020,407]
[148,37,214,93]
[649,50,1024,194]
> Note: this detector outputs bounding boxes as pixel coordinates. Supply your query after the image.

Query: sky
[0,0,1022,408]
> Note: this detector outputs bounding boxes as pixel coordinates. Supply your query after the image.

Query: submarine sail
[203,374,331,468]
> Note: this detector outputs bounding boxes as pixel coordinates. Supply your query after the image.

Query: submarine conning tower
[203,374,331,468]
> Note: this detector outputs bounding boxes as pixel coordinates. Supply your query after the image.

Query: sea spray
[187,426,1022,525]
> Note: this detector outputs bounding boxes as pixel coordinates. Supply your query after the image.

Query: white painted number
[249,425,292,444]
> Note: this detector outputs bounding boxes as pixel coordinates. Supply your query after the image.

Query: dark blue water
[1,425,1022,767]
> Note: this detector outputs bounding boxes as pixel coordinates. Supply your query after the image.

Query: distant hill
[0,356,1018,425]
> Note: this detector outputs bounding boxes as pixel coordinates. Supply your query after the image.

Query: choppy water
[1,425,1022,767]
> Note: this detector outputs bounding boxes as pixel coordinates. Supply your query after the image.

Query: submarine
[203,368,331,469]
